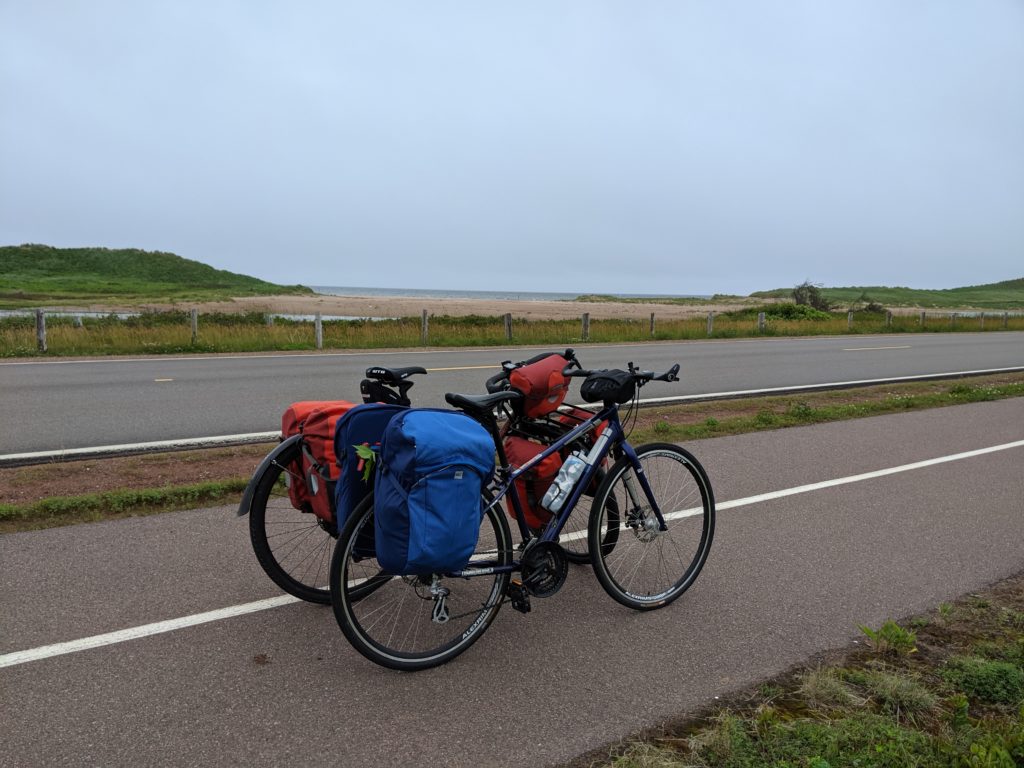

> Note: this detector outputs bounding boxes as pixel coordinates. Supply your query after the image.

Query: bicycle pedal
[507,579,531,614]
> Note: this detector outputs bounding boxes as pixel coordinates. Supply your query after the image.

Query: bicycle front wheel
[330,493,513,671]
[249,440,335,604]
[588,443,714,610]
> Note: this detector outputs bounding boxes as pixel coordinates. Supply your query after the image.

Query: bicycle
[484,348,614,564]
[237,364,427,604]
[329,360,715,670]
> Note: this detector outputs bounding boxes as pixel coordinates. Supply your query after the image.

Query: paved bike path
[2,399,1023,766]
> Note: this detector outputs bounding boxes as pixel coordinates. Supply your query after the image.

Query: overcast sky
[2,2,1022,296]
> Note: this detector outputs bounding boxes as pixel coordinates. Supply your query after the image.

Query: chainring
[520,540,569,598]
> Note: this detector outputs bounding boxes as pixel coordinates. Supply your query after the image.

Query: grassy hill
[750,278,1024,309]
[0,244,313,306]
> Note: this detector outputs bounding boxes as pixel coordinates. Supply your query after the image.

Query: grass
[586,575,1024,768]
[0,244,311,306]
[0,479,248,533]
[3,307,1024,357]
[750,278,1024,309]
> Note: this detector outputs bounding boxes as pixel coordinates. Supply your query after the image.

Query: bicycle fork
[621,449,668,535]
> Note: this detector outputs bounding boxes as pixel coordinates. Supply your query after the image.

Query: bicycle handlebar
[486,348,579,393]
[562,362,680,384]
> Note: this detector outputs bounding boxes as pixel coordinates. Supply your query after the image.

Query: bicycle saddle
[445,390,522,416]
[364,366,428,384]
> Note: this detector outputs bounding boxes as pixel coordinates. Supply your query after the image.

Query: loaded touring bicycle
[327,355,715,671]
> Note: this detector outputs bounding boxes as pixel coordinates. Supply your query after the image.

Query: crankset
[519,540,569,598]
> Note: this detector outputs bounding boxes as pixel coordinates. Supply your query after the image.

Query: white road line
[2,437,1023,670]
[842,345,912,352]
[0,595,299,669]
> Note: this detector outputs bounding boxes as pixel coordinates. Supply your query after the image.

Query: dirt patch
[0,444,274,506]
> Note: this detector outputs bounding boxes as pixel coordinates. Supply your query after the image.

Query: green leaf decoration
[354,444,376,483]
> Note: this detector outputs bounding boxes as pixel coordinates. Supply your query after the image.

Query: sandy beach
[169,293,769,321]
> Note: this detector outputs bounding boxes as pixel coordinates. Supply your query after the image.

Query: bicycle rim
[332,497,512,671]
[589,444,714,609]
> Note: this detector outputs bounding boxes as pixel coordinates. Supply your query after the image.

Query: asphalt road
[1,332,1023,453]
[2,399,1023,767]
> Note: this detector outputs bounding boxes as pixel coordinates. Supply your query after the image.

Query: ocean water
[311,286,711,301]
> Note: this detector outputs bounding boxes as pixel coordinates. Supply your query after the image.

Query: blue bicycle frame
[452,401,668,578]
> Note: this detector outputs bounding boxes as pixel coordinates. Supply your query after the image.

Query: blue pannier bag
[333,403,407,555]
[374,409,495,575]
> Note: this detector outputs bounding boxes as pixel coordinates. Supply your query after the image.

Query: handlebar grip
[562,366,591,377]
[485,371,510,393]
[654,363,681,382]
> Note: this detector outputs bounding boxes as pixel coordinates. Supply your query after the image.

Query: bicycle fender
[236,434,302,517]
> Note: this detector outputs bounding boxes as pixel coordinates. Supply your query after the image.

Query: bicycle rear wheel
[330,494,513,671]
[588,443,714,610]
[249,440,334,604]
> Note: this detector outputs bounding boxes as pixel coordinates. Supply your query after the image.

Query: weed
[798,668,864,709]
[859,620,918,656]
[704,417,719,428]
[940,603,954,620]
[947,693,970,730]
[859,670,939,725]
[754,409,777,427]
[786,401,815,420]
[653,421,673,435]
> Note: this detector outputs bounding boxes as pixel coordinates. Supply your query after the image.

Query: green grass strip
[0,478,248,532]
[631,380,1024,445]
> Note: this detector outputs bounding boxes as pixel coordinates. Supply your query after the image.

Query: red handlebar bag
[508,353,570,418]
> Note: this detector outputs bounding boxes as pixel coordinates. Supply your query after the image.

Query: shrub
[942,656,1024,706]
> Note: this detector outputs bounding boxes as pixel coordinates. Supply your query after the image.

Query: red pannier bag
[508,353,571,418]
[281,400,356,522]
[503,435,563,530]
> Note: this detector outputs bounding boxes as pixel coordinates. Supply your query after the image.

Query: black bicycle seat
[364,366,428,385]
[445,390,522,416]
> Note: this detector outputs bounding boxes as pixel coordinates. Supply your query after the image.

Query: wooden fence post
[980,313,985,330]
[581,312,590,341]
[706,312,714,337]
[886,310,892,328]
[847,310,854,330]
[650,312,656,337]
[35,310,47,353]
[315,312,323,349]
[190,308,198,344]
[504,313,513,341]
[757,312,766,333]
[951,313,957,328]
[1004,312,1009,329]
[421,310,429,345]
[919,311,926,326]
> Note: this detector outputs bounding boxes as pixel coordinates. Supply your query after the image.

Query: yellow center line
[842,345,912,352]
[425,365,501,372]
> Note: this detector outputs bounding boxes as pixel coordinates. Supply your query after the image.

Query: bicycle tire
[588,443,714,610]
[330,493,513,671]
[249,440,336,604]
